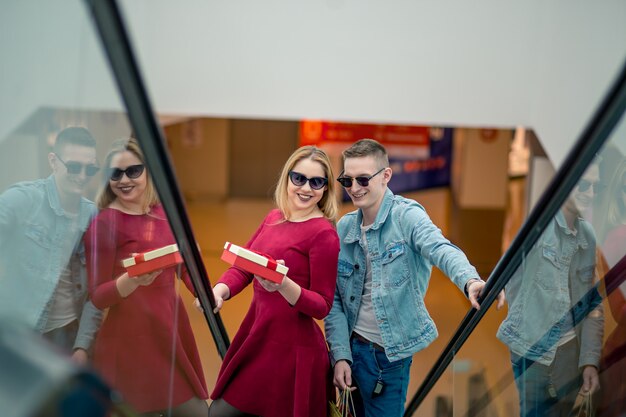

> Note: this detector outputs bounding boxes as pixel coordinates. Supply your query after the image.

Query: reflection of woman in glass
[596,158,626,417]
[209,146,340,417]
[85,138,208,416]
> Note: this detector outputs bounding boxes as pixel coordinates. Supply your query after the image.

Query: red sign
[300,120,429,147]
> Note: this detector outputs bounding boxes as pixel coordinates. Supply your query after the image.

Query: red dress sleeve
[85,210,124,309]
[180,267,197,296]
[292,227,340,319]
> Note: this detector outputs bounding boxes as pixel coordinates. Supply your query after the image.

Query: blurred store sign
[299,120,452,194]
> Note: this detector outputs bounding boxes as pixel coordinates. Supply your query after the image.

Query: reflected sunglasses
[55,154,100,177]
[577,179,602,193]
[337,167,386,188]
[107,164,145,181]
[288,171,328,190]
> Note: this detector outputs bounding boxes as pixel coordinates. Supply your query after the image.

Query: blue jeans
[350,337,412,417]
[511,339,581,417]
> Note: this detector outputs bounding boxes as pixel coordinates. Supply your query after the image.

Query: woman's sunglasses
[337,167,385,188]
[577,179,602,193]
[55,154,100,177]
[288,171,328,190]
[107,164,145,181]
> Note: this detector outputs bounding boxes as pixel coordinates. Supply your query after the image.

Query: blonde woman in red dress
[209,146,340,417]
[85,138,208,417]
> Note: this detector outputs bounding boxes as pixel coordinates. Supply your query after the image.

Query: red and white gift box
[122,244,183,277]
[220,242,288,284]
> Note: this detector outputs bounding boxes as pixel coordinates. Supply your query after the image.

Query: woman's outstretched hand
[212,283,231,314]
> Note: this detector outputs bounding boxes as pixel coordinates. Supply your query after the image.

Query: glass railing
[0,1,134,414]
[3,0,625,416]
[406,59,626,416]
[0,0,227,415]
[83,0,229,356]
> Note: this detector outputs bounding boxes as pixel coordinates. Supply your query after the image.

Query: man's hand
[580,365,600,394]
[467,279,505,310]
[71,348,88,365]
[333,360,356,391]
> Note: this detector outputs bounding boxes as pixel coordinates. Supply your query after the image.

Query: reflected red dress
[84,206,208,413]
[598,227,626,417]
[211,210,339,417]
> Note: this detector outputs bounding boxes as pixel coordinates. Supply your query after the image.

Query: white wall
[451,128,511,209]
[0,1,124,143]
[117,0,626,167]
[2,0,625,168]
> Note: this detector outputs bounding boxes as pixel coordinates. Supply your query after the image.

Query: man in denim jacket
[497,162,603,417]
[0,127,102,364]
[325,139,503,417]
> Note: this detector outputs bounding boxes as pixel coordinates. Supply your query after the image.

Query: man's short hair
[53,127,96,155]
[342,138,389,167]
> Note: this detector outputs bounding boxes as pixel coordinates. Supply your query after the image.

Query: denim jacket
[496,212,604,367]
[325,188,480,363]
[0,176,101,351]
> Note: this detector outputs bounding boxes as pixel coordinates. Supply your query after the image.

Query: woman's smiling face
[287,158,327,216]
[108,150,147,206]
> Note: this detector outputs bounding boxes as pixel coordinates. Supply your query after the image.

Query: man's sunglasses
[55,154,100,177]
[288,171,328,190]
[337,167,386,188]
[577,180,602,193]
[107,164,145,181]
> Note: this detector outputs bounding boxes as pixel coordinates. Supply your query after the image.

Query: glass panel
[593,112,626,417]
[414,365,455,417]
[0,2,211,415]
[445,110,626,417]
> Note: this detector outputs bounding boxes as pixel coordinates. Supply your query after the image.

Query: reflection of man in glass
[0,127,102,364]
[497,162,604,417]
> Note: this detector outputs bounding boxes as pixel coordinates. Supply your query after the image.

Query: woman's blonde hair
[96,137,159,213]
[274,146,338,222]
[599,158,626,240]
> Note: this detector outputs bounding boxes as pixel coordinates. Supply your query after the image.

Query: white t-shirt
[353,222,385,346]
